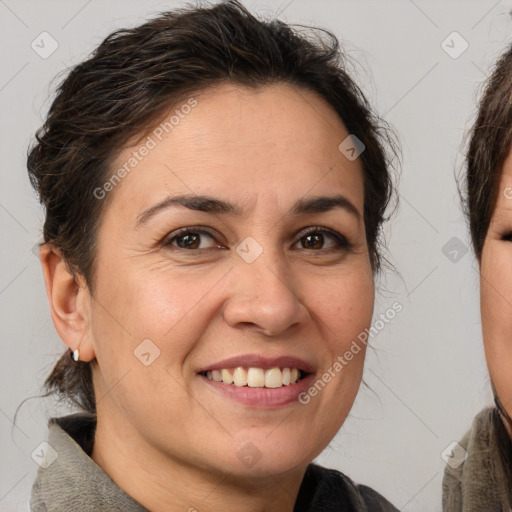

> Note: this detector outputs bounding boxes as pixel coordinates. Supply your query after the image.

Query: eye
[162,226,350,252]
[164,227,224,250]
[293,227,351,251]
[502,232,512,242]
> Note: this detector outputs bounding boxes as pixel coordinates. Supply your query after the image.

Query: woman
[27,1,399,510]
[443,45,512,510]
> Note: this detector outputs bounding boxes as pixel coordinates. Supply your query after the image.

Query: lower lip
[199,373,315,408]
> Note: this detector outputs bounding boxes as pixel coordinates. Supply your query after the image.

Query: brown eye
[301,233,324,249]
[294,227,350,251]
[174,233,202,249]
[165,228,221,250]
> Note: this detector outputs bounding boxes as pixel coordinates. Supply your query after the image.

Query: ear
[39,244,96,362]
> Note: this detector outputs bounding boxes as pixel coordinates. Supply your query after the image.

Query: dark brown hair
[465,45,512,259]
[464,45,512,498]
[27,0,398,415]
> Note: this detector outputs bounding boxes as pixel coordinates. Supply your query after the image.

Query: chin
[184,431,314,480]
[227,453,311,480]
[226,433,319,478]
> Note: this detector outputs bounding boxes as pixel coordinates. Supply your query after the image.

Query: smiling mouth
[200,367,308,388]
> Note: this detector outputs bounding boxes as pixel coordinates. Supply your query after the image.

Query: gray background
[1,0,509,510]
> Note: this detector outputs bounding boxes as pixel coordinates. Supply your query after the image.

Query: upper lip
[197,354,315,374]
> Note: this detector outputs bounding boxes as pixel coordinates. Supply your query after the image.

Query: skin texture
[40,82,375,512]
[481,151,512,426]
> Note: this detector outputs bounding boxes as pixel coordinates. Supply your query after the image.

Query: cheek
[295,267,373,438]
[481,244,512,347]
[301,263,374,394]
[93,262,223,339]
[88,267,219,424]
[87,267,202,387]
[313,266,375,341]
[481,244,512,411]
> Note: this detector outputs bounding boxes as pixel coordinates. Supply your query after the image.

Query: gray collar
[30,413,148,512]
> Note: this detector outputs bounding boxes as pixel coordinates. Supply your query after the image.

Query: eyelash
[162,226,351,252]
[502,232,512,242]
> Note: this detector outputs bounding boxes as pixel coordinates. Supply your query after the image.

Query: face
[481,150,512,420]
[86,82,374,478]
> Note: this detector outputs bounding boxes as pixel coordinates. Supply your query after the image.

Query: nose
[222,249,310,337]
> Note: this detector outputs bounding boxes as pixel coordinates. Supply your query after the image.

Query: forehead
[106,82,365,216]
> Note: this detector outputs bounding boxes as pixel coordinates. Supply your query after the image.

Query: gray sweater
[31,413,398,511]
[442,407,512,511]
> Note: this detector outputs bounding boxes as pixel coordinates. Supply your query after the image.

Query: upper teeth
[205,367,301,388]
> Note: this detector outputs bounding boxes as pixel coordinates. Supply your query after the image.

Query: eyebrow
[136,193,361,226]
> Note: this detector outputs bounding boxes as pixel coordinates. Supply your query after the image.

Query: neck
[91,405,307,512]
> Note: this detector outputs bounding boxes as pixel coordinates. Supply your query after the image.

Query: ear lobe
[39,244,95,362]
